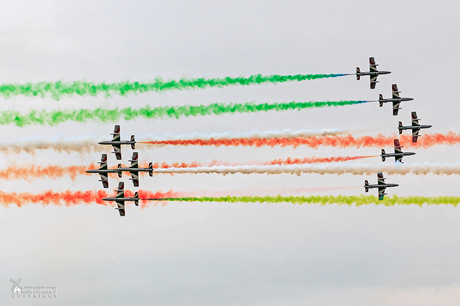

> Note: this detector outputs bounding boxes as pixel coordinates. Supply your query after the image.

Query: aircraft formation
[358,57,432,200]
[86,125,154,216]
[84,57,432,216]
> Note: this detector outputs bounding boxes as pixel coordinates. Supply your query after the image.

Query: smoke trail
[152,155,375,169]
[266,155,375,165]
[0,164,94,181]
[0,156,374,182]
[140,129,346,141]
[0,129,344,154]
[176,186,360,198]
[4,190,458,208]
[0,190,109,208]
[0,189,182,208]
[0,74,347,100]
[156,195,460,207]
[141,133,460,149]
[0,101,371,127]
[152,162,460,176]
[0,136,103,154]
[5,132,457,155]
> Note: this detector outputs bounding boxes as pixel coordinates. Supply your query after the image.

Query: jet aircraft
[86,153,154,188]
[356,57,391,89]
[364,172,399,200]
[116,152,154,187]
[98,125,136,160]
[398,111,432,143]
[378,84,414,115]
[102,182,139,217]
[381,139,415,163]
[85,154,117,188]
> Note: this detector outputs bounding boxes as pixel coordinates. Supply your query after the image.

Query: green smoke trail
[0,100,368,127]
[155,195,460,207]
[0,74,347,100]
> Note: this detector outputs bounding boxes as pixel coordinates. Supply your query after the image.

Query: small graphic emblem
[10,278,22,294]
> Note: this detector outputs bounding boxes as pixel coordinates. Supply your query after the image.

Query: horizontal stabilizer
[131,135,136,149]
[149,162,154,177]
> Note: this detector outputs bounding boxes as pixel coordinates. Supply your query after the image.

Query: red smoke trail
[266,155,375,165]
[140,133,460,149]
[0,163,96,181]
[0,189,182,208]
[151,161,203,169]
[0,190,109,208]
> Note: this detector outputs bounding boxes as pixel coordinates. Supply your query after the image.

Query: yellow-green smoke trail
[155,195,460,207]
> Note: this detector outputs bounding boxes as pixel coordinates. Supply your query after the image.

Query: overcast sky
[1,1,460,305]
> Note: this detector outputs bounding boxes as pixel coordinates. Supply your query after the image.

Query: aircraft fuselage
[85,169,118,174]
[356,71,391,76]
[86,167,153,174]
[365,183,399,189]
[381,152,416,158]
[379,97,414,103]
[102,196,138,202]
[98,140,136,145]
[398,125,432,131]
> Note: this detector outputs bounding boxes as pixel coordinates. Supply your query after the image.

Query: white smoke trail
[137,128,346,141]
[152,162,460,176]
[0,135,103,154]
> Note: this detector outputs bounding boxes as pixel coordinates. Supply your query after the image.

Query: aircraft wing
[116,201,126,217]
[394,139,402,154]
[412,129,420,143]
[112,125,121,141]
[377,172,385,185]
[396,156,403,163]
[369,57,378,73]
[370,75,378,89]
[411,111,420,126]
[392,101,400,116]
[112,144,122,160]
[99,174,109,188]
[130,171,139,187]
[378,187,386,201]
[130,152,139,168]
[392,84,400,99]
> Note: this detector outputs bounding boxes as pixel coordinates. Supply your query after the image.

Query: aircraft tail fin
[379,94,384,107]
[364,180,369,192]
[134,192,139,206]
[148,162,154,177]
[381,149,386,162]
[399,122,403,134]
[131,135,136,149]
[356,67,360,80]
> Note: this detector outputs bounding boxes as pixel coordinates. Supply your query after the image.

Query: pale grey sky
[1,1,460,305]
